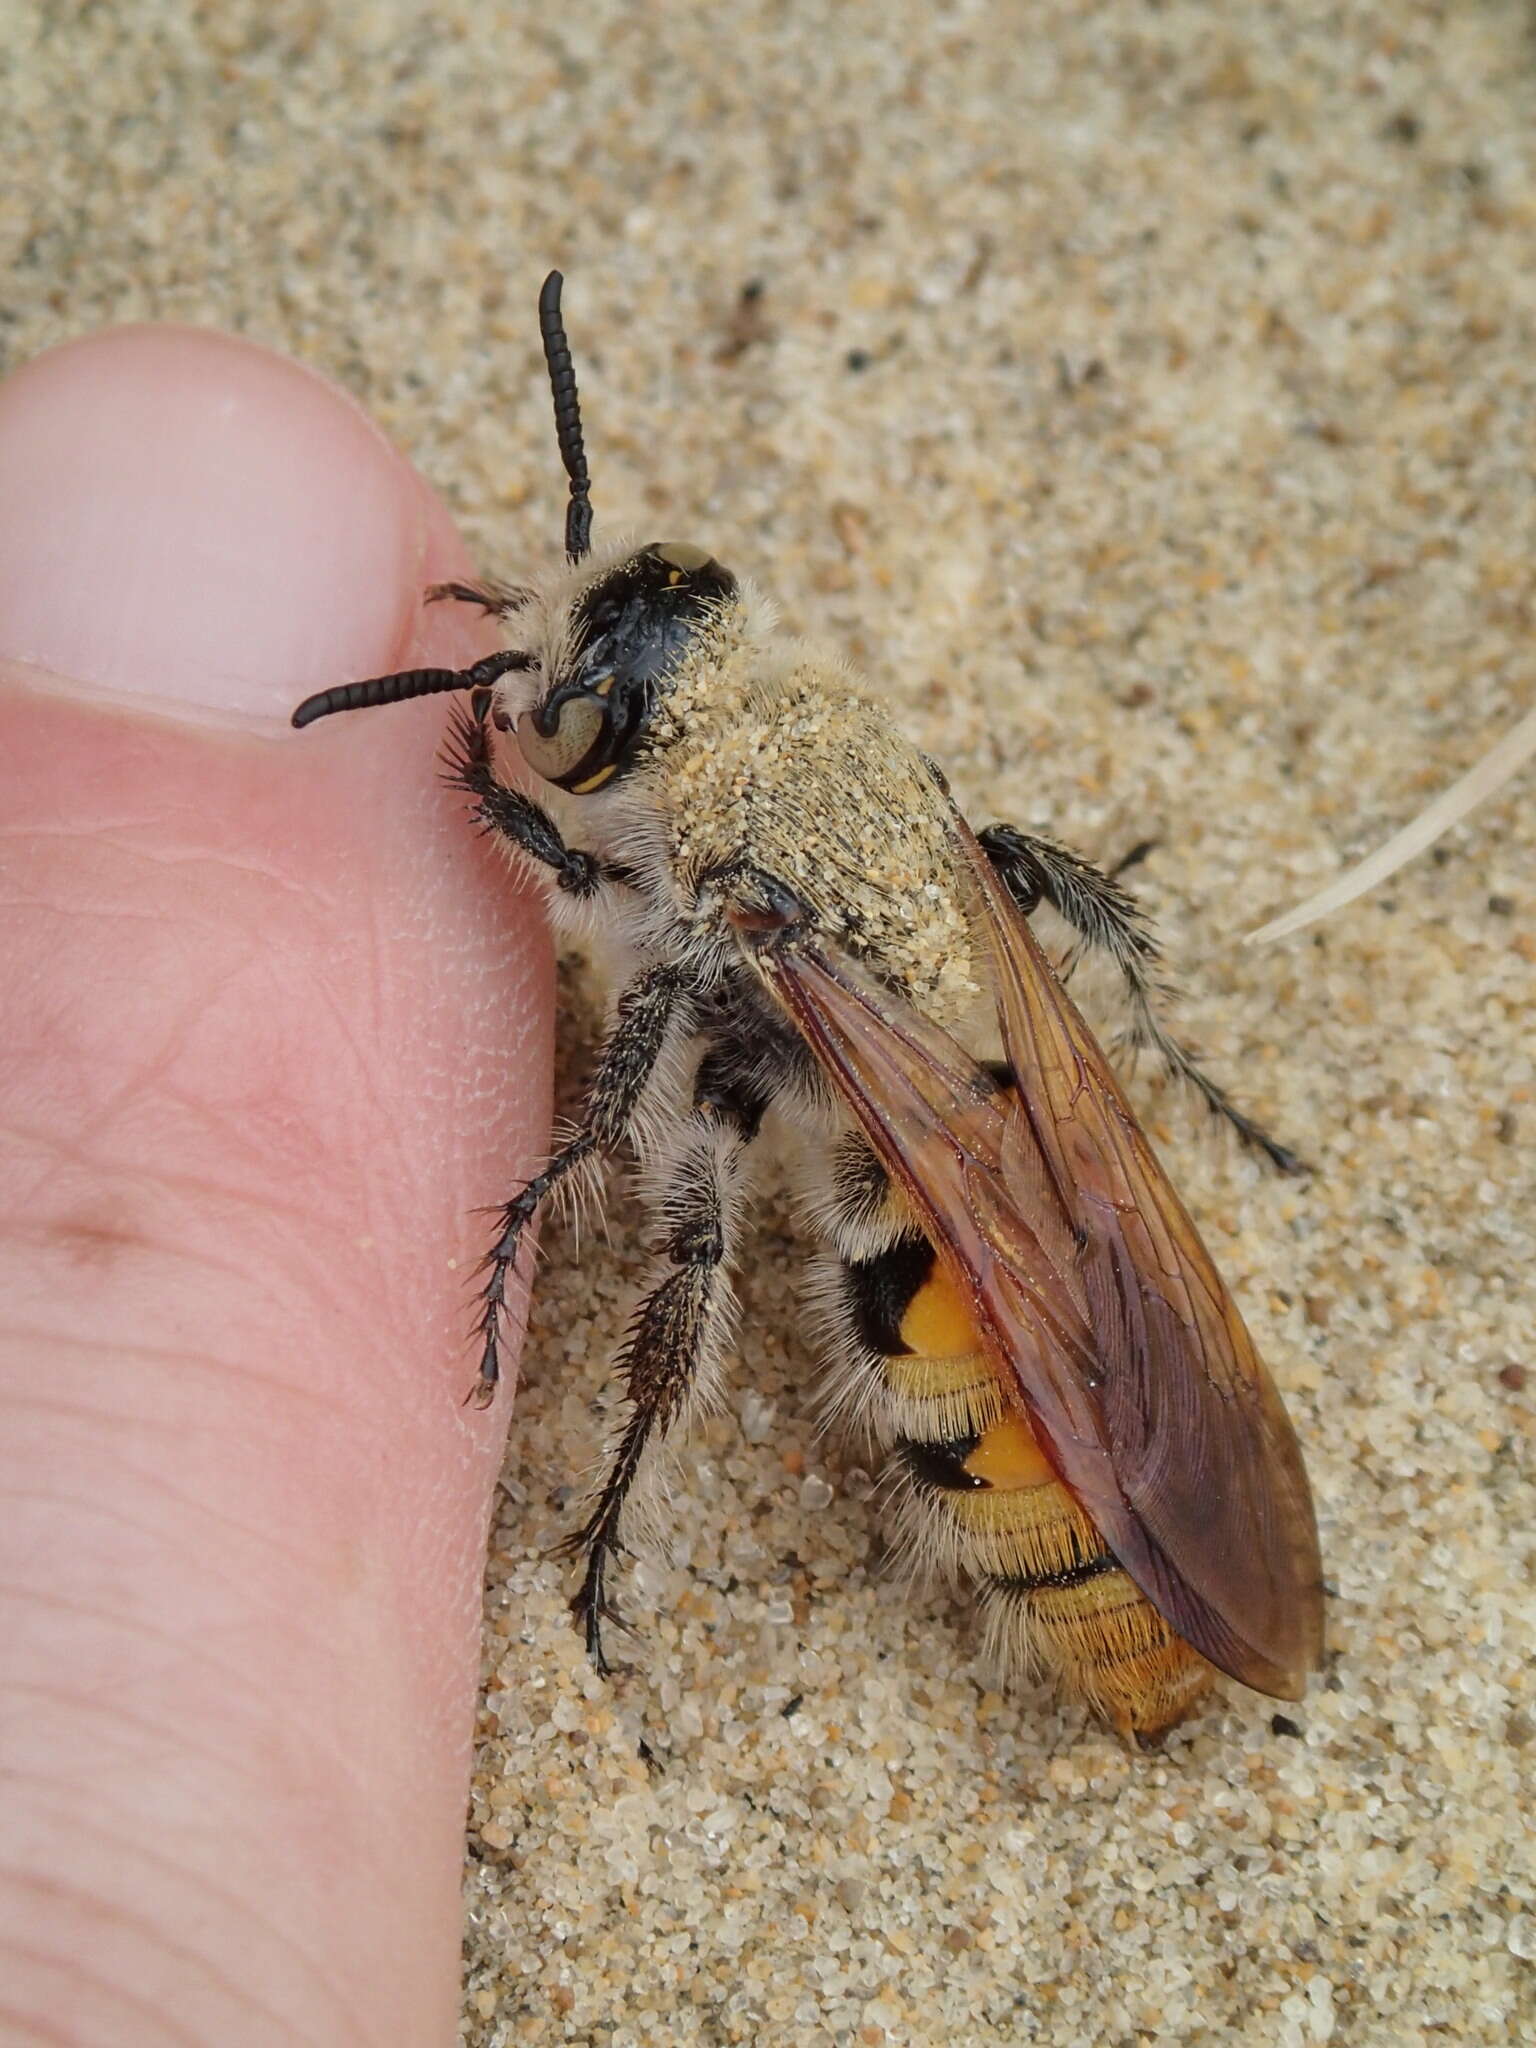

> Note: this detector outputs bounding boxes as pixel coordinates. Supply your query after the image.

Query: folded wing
[754,823,1322,1698]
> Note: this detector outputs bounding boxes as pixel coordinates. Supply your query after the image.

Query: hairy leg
[472,963,695,1401]
[559,1074,760,1672]
[979,824,1303,1173]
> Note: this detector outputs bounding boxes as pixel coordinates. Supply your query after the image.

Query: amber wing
[754,823,1323,1700]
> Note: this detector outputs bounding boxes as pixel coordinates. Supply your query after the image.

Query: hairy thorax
[639,632,984,1026]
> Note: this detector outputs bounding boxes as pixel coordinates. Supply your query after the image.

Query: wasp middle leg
[978,824,1303,1174]
[470,961,695,1404]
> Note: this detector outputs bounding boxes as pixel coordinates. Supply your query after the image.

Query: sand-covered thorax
[635,610,985,1026]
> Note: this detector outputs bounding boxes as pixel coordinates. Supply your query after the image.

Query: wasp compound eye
[518,680,627,794]
[652,540,714,574]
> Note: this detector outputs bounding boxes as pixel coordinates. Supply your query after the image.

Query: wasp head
[517,541,738,794]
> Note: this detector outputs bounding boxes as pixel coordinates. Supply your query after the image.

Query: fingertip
[0,324,456,722]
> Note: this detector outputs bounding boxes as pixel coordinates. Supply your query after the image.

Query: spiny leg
[425,576,533,618]
[470,961,694,1405]
[1109,838,1157,880]
[558,1082,759,1673]
[978,824,1303,1174]
[440,699,633,901]
[564,1254,727,1674]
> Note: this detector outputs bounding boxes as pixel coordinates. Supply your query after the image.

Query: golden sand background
[10,4,1534,2041]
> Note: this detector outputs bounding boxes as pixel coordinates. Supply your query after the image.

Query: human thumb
[0,326,550,2044]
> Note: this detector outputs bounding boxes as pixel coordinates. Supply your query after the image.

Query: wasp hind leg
[559,1067,761,1674]
[978,824,1304,1175]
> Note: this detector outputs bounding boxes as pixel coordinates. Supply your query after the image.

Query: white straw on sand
[1246,700,1536,944]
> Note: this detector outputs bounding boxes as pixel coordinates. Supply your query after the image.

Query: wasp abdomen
[835,1237,1212,1744]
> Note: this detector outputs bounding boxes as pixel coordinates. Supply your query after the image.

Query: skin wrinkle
[360,834,395,1056]
[0,1346,344,1419]
[286,970,438,1203]
[7,1206,349,1319]
[90,952,268,1110]
[0,897,231,932]
[6,856,278,943]
[0,1368,450,1540]
[150,1070,397,1220]
[0,1482,323,1596]
[189,855,484,1196]
[5,1127,449,1365]
[4,824,382,957]
[18,1029,239,1201]
[5,1117,304,1228]
[75,836,332,904]
[0,1926,223,2048]
[0,1603,399,1921]
[0,1798,325,2043]
[1,1258,393,1397]
[0,1678,340,1825]
[6,1653,395,1857]
[5,818,327,904]
[5,1772,376,2042]
[0,2004,75,2047]
[10,911,452,1240]
[0,1499,426,1802]
[0,1579,351,1727]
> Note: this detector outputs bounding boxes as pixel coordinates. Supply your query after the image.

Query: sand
[10,3,1534,2041]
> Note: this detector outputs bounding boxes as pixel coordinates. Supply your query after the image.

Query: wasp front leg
[558,1071,759,1673]
[470,961,694,1404]
[978,824,1303,1174]
[441,700,633,907]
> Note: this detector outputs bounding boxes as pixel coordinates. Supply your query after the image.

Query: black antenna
[290,649,534,729]
[539,270,593,562]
